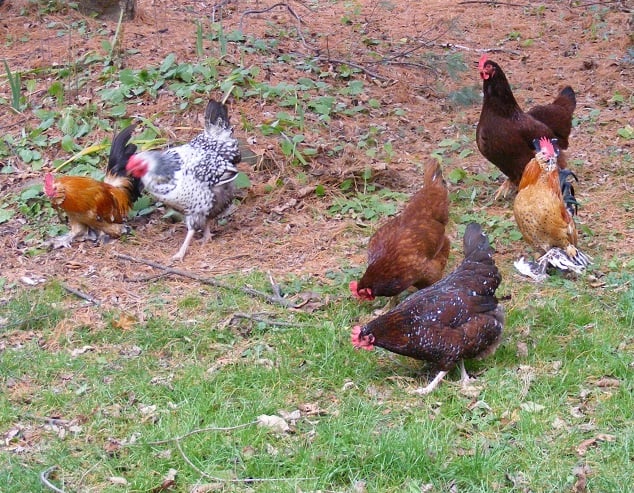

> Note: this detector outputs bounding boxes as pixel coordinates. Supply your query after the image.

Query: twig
[113,253,297,308]
[60,283,101,306]
[145,421,258,446]
[40,466,66,493]
[458,1,531,7]
[230,312,306,328]
[143,421,317,483]
[239,2,304,28]
[124,272,171,283]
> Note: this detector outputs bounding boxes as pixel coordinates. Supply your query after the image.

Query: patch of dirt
[0,0,632,313]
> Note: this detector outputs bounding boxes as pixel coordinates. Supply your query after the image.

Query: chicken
[513,137,591,281]
[349,160,450,301]
[126,99,241,261]
[44,124,141,248]
[476,54,576,198]
[351,222,504,395]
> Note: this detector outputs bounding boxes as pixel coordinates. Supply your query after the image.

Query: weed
[3,59,24,112]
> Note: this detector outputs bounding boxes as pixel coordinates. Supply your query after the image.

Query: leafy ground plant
[1,0,634,492]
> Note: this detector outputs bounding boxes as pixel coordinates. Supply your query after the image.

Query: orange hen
[44,124,141,248]
[349,160,449,301]
[513,137,591,281]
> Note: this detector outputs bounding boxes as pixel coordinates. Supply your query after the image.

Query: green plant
[3,59,24,112]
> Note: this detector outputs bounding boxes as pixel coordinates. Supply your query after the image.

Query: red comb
[478,53,488,71]
[539,137,555,158]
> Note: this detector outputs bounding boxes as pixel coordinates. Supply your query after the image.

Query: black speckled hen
[351,222,504,395]
[126,100,241,260]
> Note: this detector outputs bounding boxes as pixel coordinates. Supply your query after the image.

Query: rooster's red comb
[539,137,555,158]
[478,53,488,71]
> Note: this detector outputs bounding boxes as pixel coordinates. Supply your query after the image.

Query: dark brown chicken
[351,222,504,395]
[349,160,449,301]
[476,54,576,198]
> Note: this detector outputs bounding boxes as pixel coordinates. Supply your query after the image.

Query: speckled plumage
[353,223,504,379]
[126,100,241,260]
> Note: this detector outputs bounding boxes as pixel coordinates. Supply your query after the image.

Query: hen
[126,100,241,261]
[351,222,504,395]
[513,137,591,281]
[476,54,576,198]
[44,124,141,248]
[349,160,449,301]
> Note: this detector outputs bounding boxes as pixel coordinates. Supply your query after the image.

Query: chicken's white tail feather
[514,257,548,282]
[538,247,591,274]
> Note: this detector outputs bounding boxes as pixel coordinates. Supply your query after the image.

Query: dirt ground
[0,0,632,312]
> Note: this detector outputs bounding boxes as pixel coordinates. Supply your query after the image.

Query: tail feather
[204,100,231,131]
[106,124,143,202]
[556,86,576,111]
[558,168,579,217]
[538,247,591,274]
[462,222,495,265]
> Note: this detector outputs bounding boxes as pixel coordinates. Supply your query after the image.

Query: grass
[1,270,633,492]
[2,1,634,492]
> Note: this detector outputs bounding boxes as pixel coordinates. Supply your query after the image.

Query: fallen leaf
[576,434,616,456]
[516,341,529,358]
[70,345,95,357]
[257,414,289,433]
[298,402,326,416]
[594,377,620,388]
[108,476,128,485]
[190,483,224,493]
[113,313,137,331]
[278,409,301,424]
[520,402,545,413]
[352,480,367,493]
[572,464,591,493]
[151,468,177,492]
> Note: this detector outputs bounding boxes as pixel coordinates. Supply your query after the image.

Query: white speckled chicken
[126,100,241,260]
[351,223,504,395]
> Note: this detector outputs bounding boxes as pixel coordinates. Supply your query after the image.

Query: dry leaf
[572,464,591,493]
[108,476,128,485]
[352,480,367,493]
[257,414,289,433]
[113,313,137,331]
[516,341,529,358]
[594,377,620,388]
[70,345,95,357]
[190,483,224,493]
[576,434,616,456]
[520,402,545,413]
[151,468,177,492]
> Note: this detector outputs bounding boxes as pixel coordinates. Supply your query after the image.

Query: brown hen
[476,54,576,198]
[351,222,504,395]
[349,160,449,301]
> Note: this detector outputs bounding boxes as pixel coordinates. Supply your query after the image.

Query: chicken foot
[410,370,449,396]
[172,228,196,261]
[493,178,517,201]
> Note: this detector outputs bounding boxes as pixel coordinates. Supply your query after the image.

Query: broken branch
[113,253,296,308]
[40,466,66,493]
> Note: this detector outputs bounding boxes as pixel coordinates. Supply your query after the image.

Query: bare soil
[0,0,632,313]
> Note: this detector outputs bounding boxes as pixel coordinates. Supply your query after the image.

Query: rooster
[351,222,504,395]
[349,160,449,301]
[476,54,576,199]
[513,137,591,281]
[44,124,141,248]
[126,100,241,261]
